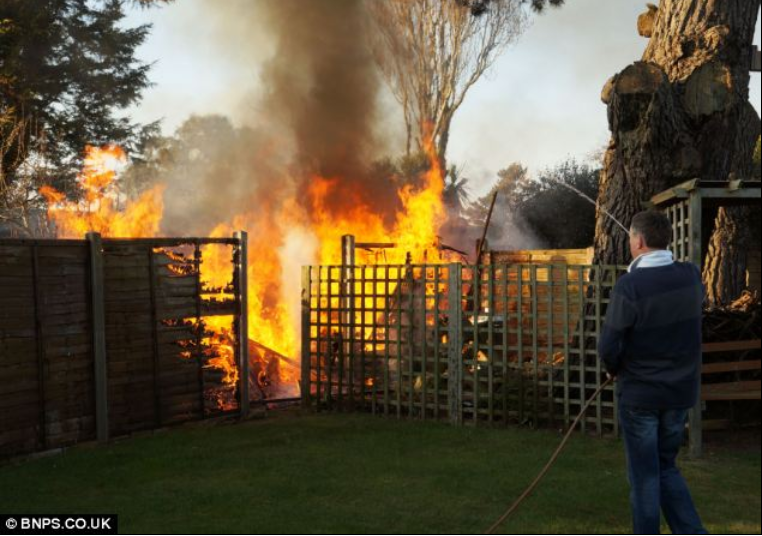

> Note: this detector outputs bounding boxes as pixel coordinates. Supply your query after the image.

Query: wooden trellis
[650,179,762,458]
[301,262,626,435]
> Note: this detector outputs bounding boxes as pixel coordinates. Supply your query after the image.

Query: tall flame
[310,149,448,266]
[41,142,450,401]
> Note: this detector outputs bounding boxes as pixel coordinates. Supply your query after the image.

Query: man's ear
[632,232,645,251]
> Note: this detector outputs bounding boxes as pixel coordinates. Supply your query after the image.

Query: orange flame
[41,141,452,402]
[309,147,448,266]
[41,145,164,238]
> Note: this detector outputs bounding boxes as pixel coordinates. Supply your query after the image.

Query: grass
[0,412,759,534]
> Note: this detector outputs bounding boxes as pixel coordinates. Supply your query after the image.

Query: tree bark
[703,205,752,305]
[594,0,760,305]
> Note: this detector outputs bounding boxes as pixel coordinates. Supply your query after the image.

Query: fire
[308,149,448,266]
[41,145,164,238]
[393,155,447,264]
[41,140,452,404]
[203,316,238,385]
[304,146,451,356]
[205,215,300,397]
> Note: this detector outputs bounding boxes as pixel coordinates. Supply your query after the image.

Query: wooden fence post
[235,231,250,419]
[87,232,109,443]
[688,193,704,458]
[31,246,47,450]
[148,248,162,427]
[301,267,312,408]
[447,264,463,426]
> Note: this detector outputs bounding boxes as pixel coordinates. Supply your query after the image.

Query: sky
[124,1,762,198]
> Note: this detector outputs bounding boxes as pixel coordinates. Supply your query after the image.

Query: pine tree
[1,0,158,192]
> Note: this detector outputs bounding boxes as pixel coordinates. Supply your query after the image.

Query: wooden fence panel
[38,245,95,449]
[1,236,246,459]
[103,243,157,437]
[0,242,96,457]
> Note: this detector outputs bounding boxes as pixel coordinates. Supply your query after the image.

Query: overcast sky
[125,1,762,197]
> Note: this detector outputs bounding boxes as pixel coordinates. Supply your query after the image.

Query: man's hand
[606,373,617,382]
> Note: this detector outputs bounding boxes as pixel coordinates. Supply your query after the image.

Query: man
[599,210,707,535]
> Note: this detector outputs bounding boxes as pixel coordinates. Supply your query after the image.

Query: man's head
[629,211,672,260]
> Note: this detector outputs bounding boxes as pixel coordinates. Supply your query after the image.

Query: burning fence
[0,233,250,458]
[32,140,453,411]
[38,146,303,404]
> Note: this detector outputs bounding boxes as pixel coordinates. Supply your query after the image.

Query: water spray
[547,178,630,235]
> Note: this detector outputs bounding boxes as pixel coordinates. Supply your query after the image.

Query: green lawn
[0,412,759,534]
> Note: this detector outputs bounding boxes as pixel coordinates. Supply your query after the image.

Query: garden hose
[485,376,614,534]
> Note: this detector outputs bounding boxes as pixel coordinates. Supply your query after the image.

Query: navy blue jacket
[598,262,704,410]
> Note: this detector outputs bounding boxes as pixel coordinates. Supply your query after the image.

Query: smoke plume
[156,0,403,237]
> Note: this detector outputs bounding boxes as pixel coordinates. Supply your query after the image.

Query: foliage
[754,136,761,180]
[521,159,599,249]
[460,0,566,16]
[123,115,276,234]
[444,165,472,217]
[0,414,758,534]
[0,0,162,199]
[463,158,599,250]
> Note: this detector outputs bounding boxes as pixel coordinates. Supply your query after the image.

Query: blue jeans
[619,404,707,535]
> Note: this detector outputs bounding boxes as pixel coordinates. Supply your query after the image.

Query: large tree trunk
[594,0,760,305]
[703,206,753,304]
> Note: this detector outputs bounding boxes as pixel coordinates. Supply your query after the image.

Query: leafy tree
[492,163,532,207]
[462,159,599,251]
[396,152,433,186]
[444,165,472,218]
[466,163,530,220]
[463,162,533,250]
[754,136,761,181]
[521,159,599,249]
[124,115,258,234]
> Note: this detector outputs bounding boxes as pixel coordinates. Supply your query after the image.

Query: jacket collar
[628,250,675,273]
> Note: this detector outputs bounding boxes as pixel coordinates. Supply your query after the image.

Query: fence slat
[148,248,162,426]
[87,233,109,443]
[384,267,391,416]
[448,264,463,425]
[563,267,571,430]
[531,266,539,427]
[501,266,509,427]
[301,266,312,409]
[236,232,250,419]
[407,266,415,418]
[31,245,47,450]
[517,267,525,425]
